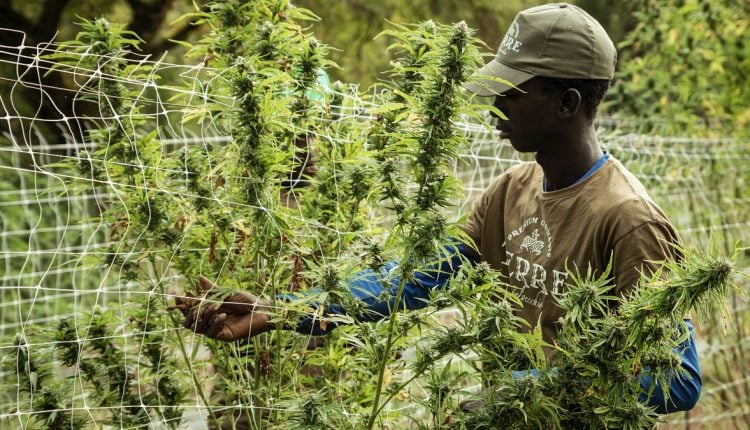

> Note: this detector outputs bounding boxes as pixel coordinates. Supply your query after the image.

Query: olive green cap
[465,3,617,96]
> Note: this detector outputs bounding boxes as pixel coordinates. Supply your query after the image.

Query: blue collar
[543,153,610,192]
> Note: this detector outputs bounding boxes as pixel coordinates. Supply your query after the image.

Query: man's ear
[558,88,582,118]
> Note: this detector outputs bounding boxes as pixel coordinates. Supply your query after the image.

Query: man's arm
[609,221,700,412]
[175,276,276,341]
[509,320,701,414]
[177,240,477,341]
[508,323,701,413]
[291,241,477,335]
[638,320,702,413]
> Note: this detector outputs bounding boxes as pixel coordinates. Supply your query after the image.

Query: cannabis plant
[441,244,742,429]
[5,2,745,429]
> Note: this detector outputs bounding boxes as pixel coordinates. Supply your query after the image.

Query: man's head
[536,77,611,119]
[489,77,609,153]
[465,3,616,97]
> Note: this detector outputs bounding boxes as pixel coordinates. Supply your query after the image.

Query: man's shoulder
[597,157,674,226]
[481,161,541,199]
[497,161,540,185]
[604,157,650,194]
[506,160,539,174]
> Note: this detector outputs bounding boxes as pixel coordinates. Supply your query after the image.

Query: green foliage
[5,2,486,428]
[441,244,742,429]
[294,0,546,88]
[3,2,747,429]
[607,0,750,137]
[5,297,188,429]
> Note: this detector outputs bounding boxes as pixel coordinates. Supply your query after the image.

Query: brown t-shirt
[462,157,680,347]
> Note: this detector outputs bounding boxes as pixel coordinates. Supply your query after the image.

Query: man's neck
[535,126,603,192]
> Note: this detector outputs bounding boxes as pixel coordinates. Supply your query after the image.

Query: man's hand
[172,276,274,341]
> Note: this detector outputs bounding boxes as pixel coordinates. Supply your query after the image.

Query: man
[179,2,700,414]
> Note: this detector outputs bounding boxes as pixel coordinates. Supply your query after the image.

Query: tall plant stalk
[365,21,481,429]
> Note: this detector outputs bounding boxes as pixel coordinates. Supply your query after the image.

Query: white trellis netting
[1,28,749,429]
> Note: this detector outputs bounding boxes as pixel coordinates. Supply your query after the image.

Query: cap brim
[463,59,536,97]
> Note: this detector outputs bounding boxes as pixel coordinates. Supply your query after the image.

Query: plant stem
[170,313,221,428]
[366,268,411,429]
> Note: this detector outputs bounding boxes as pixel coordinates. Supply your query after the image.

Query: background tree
[0,0,207,145]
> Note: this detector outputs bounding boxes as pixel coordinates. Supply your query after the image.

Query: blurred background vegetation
[0,0,637,87]
[3,0,747,144]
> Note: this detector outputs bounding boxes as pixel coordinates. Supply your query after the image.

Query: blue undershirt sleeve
[509,320,701,415]
[289,241,477,336]
[638,319,702,413]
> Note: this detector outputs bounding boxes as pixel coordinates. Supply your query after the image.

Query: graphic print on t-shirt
[521,229,545,255]
[501,216,568,309]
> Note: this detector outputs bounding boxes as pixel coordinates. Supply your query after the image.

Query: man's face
[491,79,560,153]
